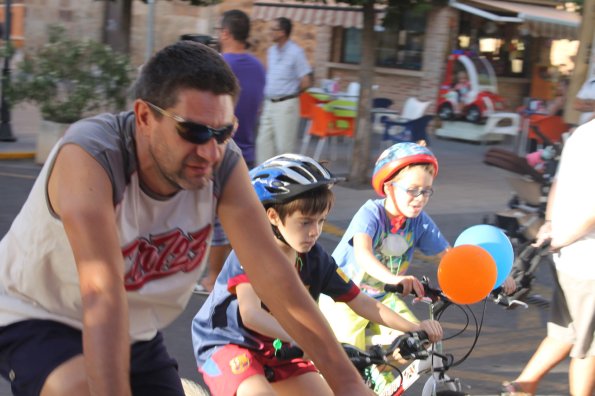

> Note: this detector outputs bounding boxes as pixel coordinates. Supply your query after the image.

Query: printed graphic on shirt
[123,225,211,290]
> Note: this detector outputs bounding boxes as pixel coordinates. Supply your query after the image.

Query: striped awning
[252,1,386,29]
[451,0,580,40]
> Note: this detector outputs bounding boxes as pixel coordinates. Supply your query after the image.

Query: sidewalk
[0,103,39,159]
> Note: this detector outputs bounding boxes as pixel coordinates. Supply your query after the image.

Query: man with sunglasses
[0,41,371,396]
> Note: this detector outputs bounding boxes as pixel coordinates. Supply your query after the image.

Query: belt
[269,94,299,103]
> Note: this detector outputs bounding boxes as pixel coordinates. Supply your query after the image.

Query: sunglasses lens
[177,122,234,144]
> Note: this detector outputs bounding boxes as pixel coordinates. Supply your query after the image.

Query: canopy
[450,0,580,39]
[252,1,385,29]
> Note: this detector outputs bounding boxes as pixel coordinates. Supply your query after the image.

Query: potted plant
[8,25,133,163]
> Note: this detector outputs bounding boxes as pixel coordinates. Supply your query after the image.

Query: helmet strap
[385,183,406,233]
[271,224,291,247]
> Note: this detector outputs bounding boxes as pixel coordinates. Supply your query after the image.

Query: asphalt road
[0,155,569,395]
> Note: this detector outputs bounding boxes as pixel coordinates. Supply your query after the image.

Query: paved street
[0,107,569,395]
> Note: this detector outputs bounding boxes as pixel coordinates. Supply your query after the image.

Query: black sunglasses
[145,101,237,145]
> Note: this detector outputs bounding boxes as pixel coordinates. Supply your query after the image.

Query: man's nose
[195,138,221,162]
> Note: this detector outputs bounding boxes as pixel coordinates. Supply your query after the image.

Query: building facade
[19,0,579,114]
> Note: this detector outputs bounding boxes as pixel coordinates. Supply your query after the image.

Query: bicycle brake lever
[506,299,528,310]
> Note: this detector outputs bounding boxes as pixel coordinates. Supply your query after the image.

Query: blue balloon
[454,224,514,288]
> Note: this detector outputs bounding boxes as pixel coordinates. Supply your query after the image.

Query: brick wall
[24,0,103,50]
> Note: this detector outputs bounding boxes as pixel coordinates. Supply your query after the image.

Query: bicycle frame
[365,292,463,396]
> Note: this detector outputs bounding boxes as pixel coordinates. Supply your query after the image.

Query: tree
[100,0,222,55]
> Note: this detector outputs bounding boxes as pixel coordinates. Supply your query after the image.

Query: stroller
[483,125,563,248]
[484,125,567,310]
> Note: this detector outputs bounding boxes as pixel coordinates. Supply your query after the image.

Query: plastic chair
[371,97,395,134]
[382,114,434,144]
[347,82,360,97]
[372,97,393,109]
[299,92,318,140]
[481,112,521,149]
[381,97,432,144]
[300,101,355,160]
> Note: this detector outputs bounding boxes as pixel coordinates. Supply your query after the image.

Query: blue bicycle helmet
[250,154,340,205]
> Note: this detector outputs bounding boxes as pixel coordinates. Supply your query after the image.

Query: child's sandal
[500,381,533,396]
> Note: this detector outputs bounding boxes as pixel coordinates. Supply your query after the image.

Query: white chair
[347,82,360,97]
[481,112,521,150]
[382,97,431,139]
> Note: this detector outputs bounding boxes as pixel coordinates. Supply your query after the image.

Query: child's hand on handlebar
[392,275,424,297]
[501,276,517,295]
[417,320,443,343]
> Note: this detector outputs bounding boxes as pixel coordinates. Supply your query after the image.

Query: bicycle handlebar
[274,331,431,368]
[384,276,528,310]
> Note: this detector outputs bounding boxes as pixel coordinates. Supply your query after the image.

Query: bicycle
[277,278,525,396]
[181,377,210,396]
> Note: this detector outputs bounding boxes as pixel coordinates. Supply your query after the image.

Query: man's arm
[572,97,595,113]
[217,160,371,395]
[48,144,131,396]
[299,72,313,92]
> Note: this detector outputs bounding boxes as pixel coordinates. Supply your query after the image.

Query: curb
[0,151,35,160]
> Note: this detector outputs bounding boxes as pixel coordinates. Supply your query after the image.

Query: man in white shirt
[256,17,312,164]
[503,123,595,396]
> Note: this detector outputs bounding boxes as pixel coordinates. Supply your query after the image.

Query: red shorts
[199,344,317,396]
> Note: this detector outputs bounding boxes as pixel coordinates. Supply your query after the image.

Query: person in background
[501,123,595,396]
[573,73,595,125]
[453,70,471,116]
[197,9,266,293]
[0,41,371,396]
[256,17,312,164]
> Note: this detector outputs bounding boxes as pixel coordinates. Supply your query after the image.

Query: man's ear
[134,99,152,131]
[266,207,280,226]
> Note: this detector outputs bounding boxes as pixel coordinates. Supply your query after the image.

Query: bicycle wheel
[181,377,210,396]
[422,375,467,396]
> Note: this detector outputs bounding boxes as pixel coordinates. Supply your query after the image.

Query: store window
[336,11,426,70]
[457,13,531,78]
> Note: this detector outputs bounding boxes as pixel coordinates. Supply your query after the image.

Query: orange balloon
[437,244,497,304]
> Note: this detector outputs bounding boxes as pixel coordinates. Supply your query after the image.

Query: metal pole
[0,0,15,142]
[145,0,155,62]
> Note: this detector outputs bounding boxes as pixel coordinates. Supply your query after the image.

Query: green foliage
[8,25,133,123]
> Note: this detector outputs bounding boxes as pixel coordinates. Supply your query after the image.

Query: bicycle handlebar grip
[394,331,430,359]
[384,284,406,294]
[274,345,304,361]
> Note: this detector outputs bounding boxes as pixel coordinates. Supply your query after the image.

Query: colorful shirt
[192,243,359,366]
[332,199,449,297]
[0,111,241,341]
[223,53,266,164]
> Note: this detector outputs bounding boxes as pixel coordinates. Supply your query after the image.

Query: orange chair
[301,103,355,160]
[526,114,569,150]
[299,92,332,154]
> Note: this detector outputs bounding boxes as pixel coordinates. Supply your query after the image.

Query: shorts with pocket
[547,271,595,358]
[0,319,185,396]
[199,343,317,396]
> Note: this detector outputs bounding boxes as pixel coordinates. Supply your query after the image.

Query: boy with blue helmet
[191,153,442,396]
